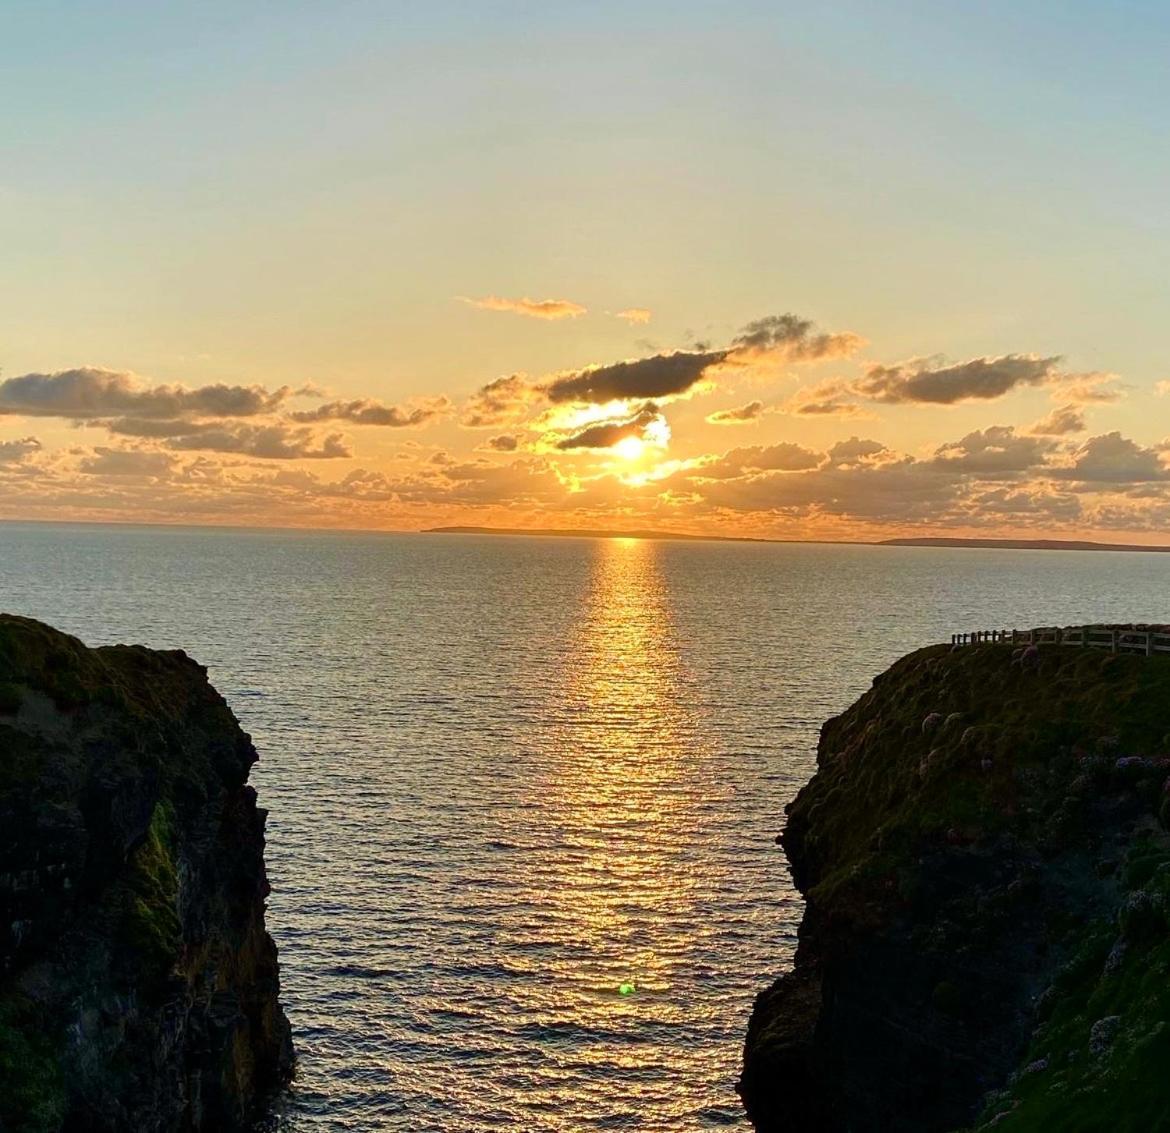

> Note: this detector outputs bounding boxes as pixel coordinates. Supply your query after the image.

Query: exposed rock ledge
[741,640,1170,1132]
[0,614,292,1131]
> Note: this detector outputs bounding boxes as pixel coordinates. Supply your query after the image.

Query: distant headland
[425,526,1170,553]
[880,537,1170,553]
[423,525,827,545]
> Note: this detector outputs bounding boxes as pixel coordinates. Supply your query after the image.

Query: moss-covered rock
[740,640,1170,1132]
[0,614,292,1131]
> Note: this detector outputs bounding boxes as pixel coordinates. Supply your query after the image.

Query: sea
[3,521,1169,1131]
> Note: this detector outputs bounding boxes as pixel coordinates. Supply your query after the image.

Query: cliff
[740,638,1170,1131]
[0,614,292,1131]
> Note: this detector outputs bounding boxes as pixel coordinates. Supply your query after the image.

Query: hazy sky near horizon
[3,3,1170,538]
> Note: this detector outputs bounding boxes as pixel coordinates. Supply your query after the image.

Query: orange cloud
[707,401,765,425]
[615,308,652,325]
[459,295,587,320]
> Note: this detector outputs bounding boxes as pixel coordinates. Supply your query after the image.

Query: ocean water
[3,523,1170,1131]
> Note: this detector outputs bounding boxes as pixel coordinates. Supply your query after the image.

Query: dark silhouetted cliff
[0,614,292,1131]
[741,638,1170,1131]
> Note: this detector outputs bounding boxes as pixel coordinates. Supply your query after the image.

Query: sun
[613,435,645,461]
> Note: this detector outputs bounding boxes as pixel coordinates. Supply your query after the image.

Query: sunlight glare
[614,435,645,461]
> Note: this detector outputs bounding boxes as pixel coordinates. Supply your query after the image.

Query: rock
[1089,1015,1122,1058]
[0,615,292,1130]
[1118,890,1167,943]
[921,713,943,734]
[741,637,1170,1132]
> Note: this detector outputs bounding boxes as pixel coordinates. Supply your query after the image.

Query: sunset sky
[3,2,1170,540]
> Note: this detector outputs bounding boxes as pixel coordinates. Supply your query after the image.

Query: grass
[777,641,1170,1132]
[0,998,66,1133]
[121,799,181,978]
[971,841,1170,1131]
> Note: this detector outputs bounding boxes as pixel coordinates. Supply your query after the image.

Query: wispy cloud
[0,436,42,464]
[290,396,449,427]
[781,379,869,418]
[614,308,652,325]
[731,314,863,361]
[459,295,587,320]
[461,374,543,427]
[165,422,351,460]
[707,400,764,425]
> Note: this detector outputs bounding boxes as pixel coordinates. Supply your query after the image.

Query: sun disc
[613,436,645,461]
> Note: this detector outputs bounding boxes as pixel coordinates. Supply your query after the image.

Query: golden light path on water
[544,537,702,983]
[536,539,707,1096]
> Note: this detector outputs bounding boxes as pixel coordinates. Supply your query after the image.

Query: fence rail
[951,625,1170,656]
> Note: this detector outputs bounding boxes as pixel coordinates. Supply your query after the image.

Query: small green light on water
[619,981,636,996]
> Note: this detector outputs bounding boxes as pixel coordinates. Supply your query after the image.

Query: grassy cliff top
[771,640,1170,1132]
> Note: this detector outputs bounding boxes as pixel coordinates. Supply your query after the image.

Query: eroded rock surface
[742,641,1170,1132]
[0,614,292,1131]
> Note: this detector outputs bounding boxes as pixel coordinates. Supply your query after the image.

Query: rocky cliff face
[741,640,1170,1132]
[0,614,292,1132]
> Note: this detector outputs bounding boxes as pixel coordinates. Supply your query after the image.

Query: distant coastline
[422,525,866,546]
[880,536,1170,553]
[426,526,1170,553]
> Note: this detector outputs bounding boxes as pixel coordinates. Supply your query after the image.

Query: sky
[3,1,1170,539]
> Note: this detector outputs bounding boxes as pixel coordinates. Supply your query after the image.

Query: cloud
[483,434,520,452]
[0,367,289,420]
[707,400,764,425]
[681,454,965,523]
[1051,432,1170,483]
[459,295,587,320]
[545,350,725,404]
[0,436,42,464]
[461,374,542,427]
[102,417,221,438]
[543,314,860,407]
[1156,380,1170,397]
[854,354,1061,404]
[555,404,667,451]
[1029,404,1085,436]
[165,422,352,460]
[827,437,888,466]
[782,379,869,418]
[1056,372,1125,404]
[730,314,864,361]
[932,426,1057,477]
[615,308,652,325]
[290,396,449,427]
[691,441,824,480]
[78,448,179,478]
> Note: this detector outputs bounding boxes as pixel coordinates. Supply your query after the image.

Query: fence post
[1147,632,1154,657]
[1111,629,1118,653]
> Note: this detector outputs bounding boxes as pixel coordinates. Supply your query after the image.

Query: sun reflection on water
[513,537,721,1121]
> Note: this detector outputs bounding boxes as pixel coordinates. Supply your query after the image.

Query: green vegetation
[797,645,1170,911]
[121,799,181,977]
[0,999,66,1133]
[973,838,1170,1131]
[765,641,1170,1132]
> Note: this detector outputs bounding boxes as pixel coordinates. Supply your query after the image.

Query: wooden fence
[951,625,1170,656]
